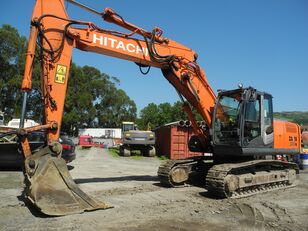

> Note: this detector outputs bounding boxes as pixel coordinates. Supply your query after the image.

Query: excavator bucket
[23,145,112,216]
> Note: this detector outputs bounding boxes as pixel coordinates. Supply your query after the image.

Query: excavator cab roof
[217,87,272,101]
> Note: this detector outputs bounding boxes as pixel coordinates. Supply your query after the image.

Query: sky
[1,0,307,114]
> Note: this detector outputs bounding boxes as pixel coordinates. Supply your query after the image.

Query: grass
[131,155,142,160]
[107,147,142,159]
[108,147,120,157]
[130,150,142,160]
[107,147,169,160]
[157,155,168,160]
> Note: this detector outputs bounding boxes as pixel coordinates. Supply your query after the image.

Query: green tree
[138,103,160,129]
[0,24,43,123]
[137,101,204,130]
[171,101,187,121]
[0,25,27,121]
[0,24,137,134]
[62,64,137,134]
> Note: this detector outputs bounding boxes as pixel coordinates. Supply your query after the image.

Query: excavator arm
[19,0,216,216]
[22,0,216,145]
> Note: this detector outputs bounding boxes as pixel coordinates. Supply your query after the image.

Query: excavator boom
[22,0,216,144]
[20,0,216,216]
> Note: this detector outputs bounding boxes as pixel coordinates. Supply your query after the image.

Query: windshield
[213,94,241,145]
[123,123,134,132]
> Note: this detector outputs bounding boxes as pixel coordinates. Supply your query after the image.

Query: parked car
[59,133,76,163]
[0,131,76,168]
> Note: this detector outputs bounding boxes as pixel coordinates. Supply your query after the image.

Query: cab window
[244,98,261,142]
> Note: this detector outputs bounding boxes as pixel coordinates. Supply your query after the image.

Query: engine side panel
[273,120,301,151]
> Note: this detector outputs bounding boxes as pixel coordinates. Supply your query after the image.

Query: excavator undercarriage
[158,158,299,199]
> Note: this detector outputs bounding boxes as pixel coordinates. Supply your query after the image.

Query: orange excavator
[12,0,301,216]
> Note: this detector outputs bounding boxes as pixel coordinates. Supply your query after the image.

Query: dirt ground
[0,147,307,231]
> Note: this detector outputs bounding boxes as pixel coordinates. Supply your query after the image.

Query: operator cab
[212,87,274,156]
[122,121,136,132]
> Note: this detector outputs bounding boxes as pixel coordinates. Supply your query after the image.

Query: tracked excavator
[4,0,300,216]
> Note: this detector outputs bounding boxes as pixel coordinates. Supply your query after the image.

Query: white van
[7,118,39,128]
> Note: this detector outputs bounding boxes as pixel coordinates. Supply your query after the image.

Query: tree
[170,101,187,121]
[137,101,204,130]
[138,103,160,129]
[62,64,137,134]
[0,24,137,134]
[0,25,27,121]
[0,24,43,123]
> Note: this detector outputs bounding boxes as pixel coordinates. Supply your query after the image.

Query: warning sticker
[55,64,67,84]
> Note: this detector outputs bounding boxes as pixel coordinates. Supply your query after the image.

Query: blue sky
[1,0,307,114]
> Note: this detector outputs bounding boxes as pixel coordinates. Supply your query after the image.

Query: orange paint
[22,0,216,149]
[274,120,301,150]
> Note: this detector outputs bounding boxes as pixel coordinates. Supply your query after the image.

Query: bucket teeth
[24,145,112,216]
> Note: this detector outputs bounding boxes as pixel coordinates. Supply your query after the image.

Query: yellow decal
[55,64,67,84]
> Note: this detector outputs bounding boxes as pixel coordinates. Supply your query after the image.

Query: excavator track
[158,159,200,187]
[206,160,299,199]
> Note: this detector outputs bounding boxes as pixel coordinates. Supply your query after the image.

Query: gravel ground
[0,147,307,231]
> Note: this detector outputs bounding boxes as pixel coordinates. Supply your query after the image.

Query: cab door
[242,93,273,148]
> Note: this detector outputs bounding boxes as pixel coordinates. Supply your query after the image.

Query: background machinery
[120,121,156,157]
[7,0,301,216]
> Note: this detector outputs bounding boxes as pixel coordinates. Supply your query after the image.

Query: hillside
[274,111,308,126]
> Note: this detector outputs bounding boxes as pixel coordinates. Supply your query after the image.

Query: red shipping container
[154,124,203,160]
[302,131,308,146]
